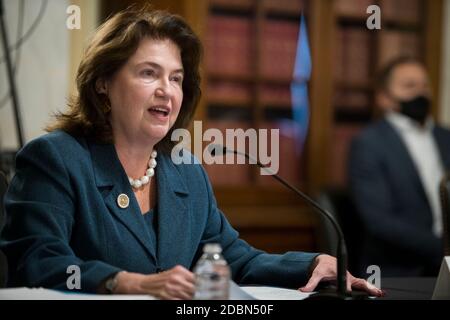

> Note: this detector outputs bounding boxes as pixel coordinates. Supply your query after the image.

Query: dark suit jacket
[0,131,318,292]
[349,119,450,277]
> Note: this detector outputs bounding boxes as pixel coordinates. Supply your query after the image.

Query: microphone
[208,144,356,299]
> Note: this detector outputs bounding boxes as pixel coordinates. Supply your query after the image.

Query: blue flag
[291,14,312,150]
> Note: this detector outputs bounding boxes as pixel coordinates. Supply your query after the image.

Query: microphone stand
[210,145,365,299]
[0,0,25,148]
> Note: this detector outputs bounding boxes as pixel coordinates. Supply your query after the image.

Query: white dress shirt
[387,112,445,237]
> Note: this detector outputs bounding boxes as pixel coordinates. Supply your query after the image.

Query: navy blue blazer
[349,119,450,277]
[0,131,318,292]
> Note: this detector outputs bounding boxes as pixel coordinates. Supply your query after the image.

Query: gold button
[117,193,129,209]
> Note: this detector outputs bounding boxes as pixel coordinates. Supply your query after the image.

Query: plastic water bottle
[194,243,230,300]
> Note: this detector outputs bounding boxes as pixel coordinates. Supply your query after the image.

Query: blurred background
[0,0,449,266]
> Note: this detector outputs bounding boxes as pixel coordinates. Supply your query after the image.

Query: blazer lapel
[381,120,430,204]
[433,126,450,171]
[88,142,157,261]
[156,152,192,271]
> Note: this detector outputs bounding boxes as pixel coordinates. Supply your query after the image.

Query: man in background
[349,56,450,277]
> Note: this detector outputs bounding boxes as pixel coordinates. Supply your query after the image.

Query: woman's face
[107,38,184,147]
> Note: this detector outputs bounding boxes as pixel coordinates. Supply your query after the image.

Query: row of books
[335,0,422,24]
[333,90,370,111]
[334,0,375,18]
[261,0,304,15]
[260,19,299,80]
[203,120,303,186]
[206,0,425,190]
[334,28,421,84]
[257,121,303,186]
[205,15,300,80]
[202,121,365,187]
[209,0,422,25]
[202,124,379,188]
[210,0,304,15]
[207,81,253,105]
[202,110,367,189]
[331,0,423,188]
[207,82,372,113]
[377,30,421,68]
[379,0,422,24]
[203,122,253,186]
[334,27,372,85]
[205,15,253,78]
[259,84,292,107]
[207,82,292,107]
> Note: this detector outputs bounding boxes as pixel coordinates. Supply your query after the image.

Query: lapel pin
[117,193,130,209]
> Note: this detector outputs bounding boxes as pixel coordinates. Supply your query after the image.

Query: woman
[0,7,382,299]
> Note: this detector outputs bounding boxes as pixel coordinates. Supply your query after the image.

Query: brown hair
[375,56,425,92]
[47,6,202,153]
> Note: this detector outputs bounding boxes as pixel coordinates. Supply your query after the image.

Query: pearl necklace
[128,150,157,189]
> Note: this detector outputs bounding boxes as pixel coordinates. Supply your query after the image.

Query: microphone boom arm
[219,145,349,297]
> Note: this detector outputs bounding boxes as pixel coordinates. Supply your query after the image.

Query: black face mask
[398,95,431,124]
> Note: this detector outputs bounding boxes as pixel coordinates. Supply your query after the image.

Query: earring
[101,97,111,114]
[104,101,111,113]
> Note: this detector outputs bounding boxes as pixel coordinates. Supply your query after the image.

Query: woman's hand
[299,254,385,297]
[115,265,195,300]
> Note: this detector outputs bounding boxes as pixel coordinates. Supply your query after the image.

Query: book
[333,90,370,111]
[378,30,421,68]
[207,81,253,105]
[334,28,371,84]
[261,19,299,80]
[380,0,421,24]
[209,0,254,11]
[262,0,304,15]
[257,121,303,186]
[259,84,292,108]
[203,120,253,186]
[334,0,376,18]
[206,15,253,77]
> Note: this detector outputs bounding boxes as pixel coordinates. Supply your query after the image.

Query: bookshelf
[327,0,443,188]
[99,0,443,254]
[204,0,306,188]
[202,0,317,253]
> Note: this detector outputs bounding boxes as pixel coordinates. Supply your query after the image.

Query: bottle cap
[203,243,222,254]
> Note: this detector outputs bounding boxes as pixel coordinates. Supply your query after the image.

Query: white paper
[229,281,256,300]
[0,287,155,300]
[0,281,312,300]
[432,256,450,300]
[240,286,313,300]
